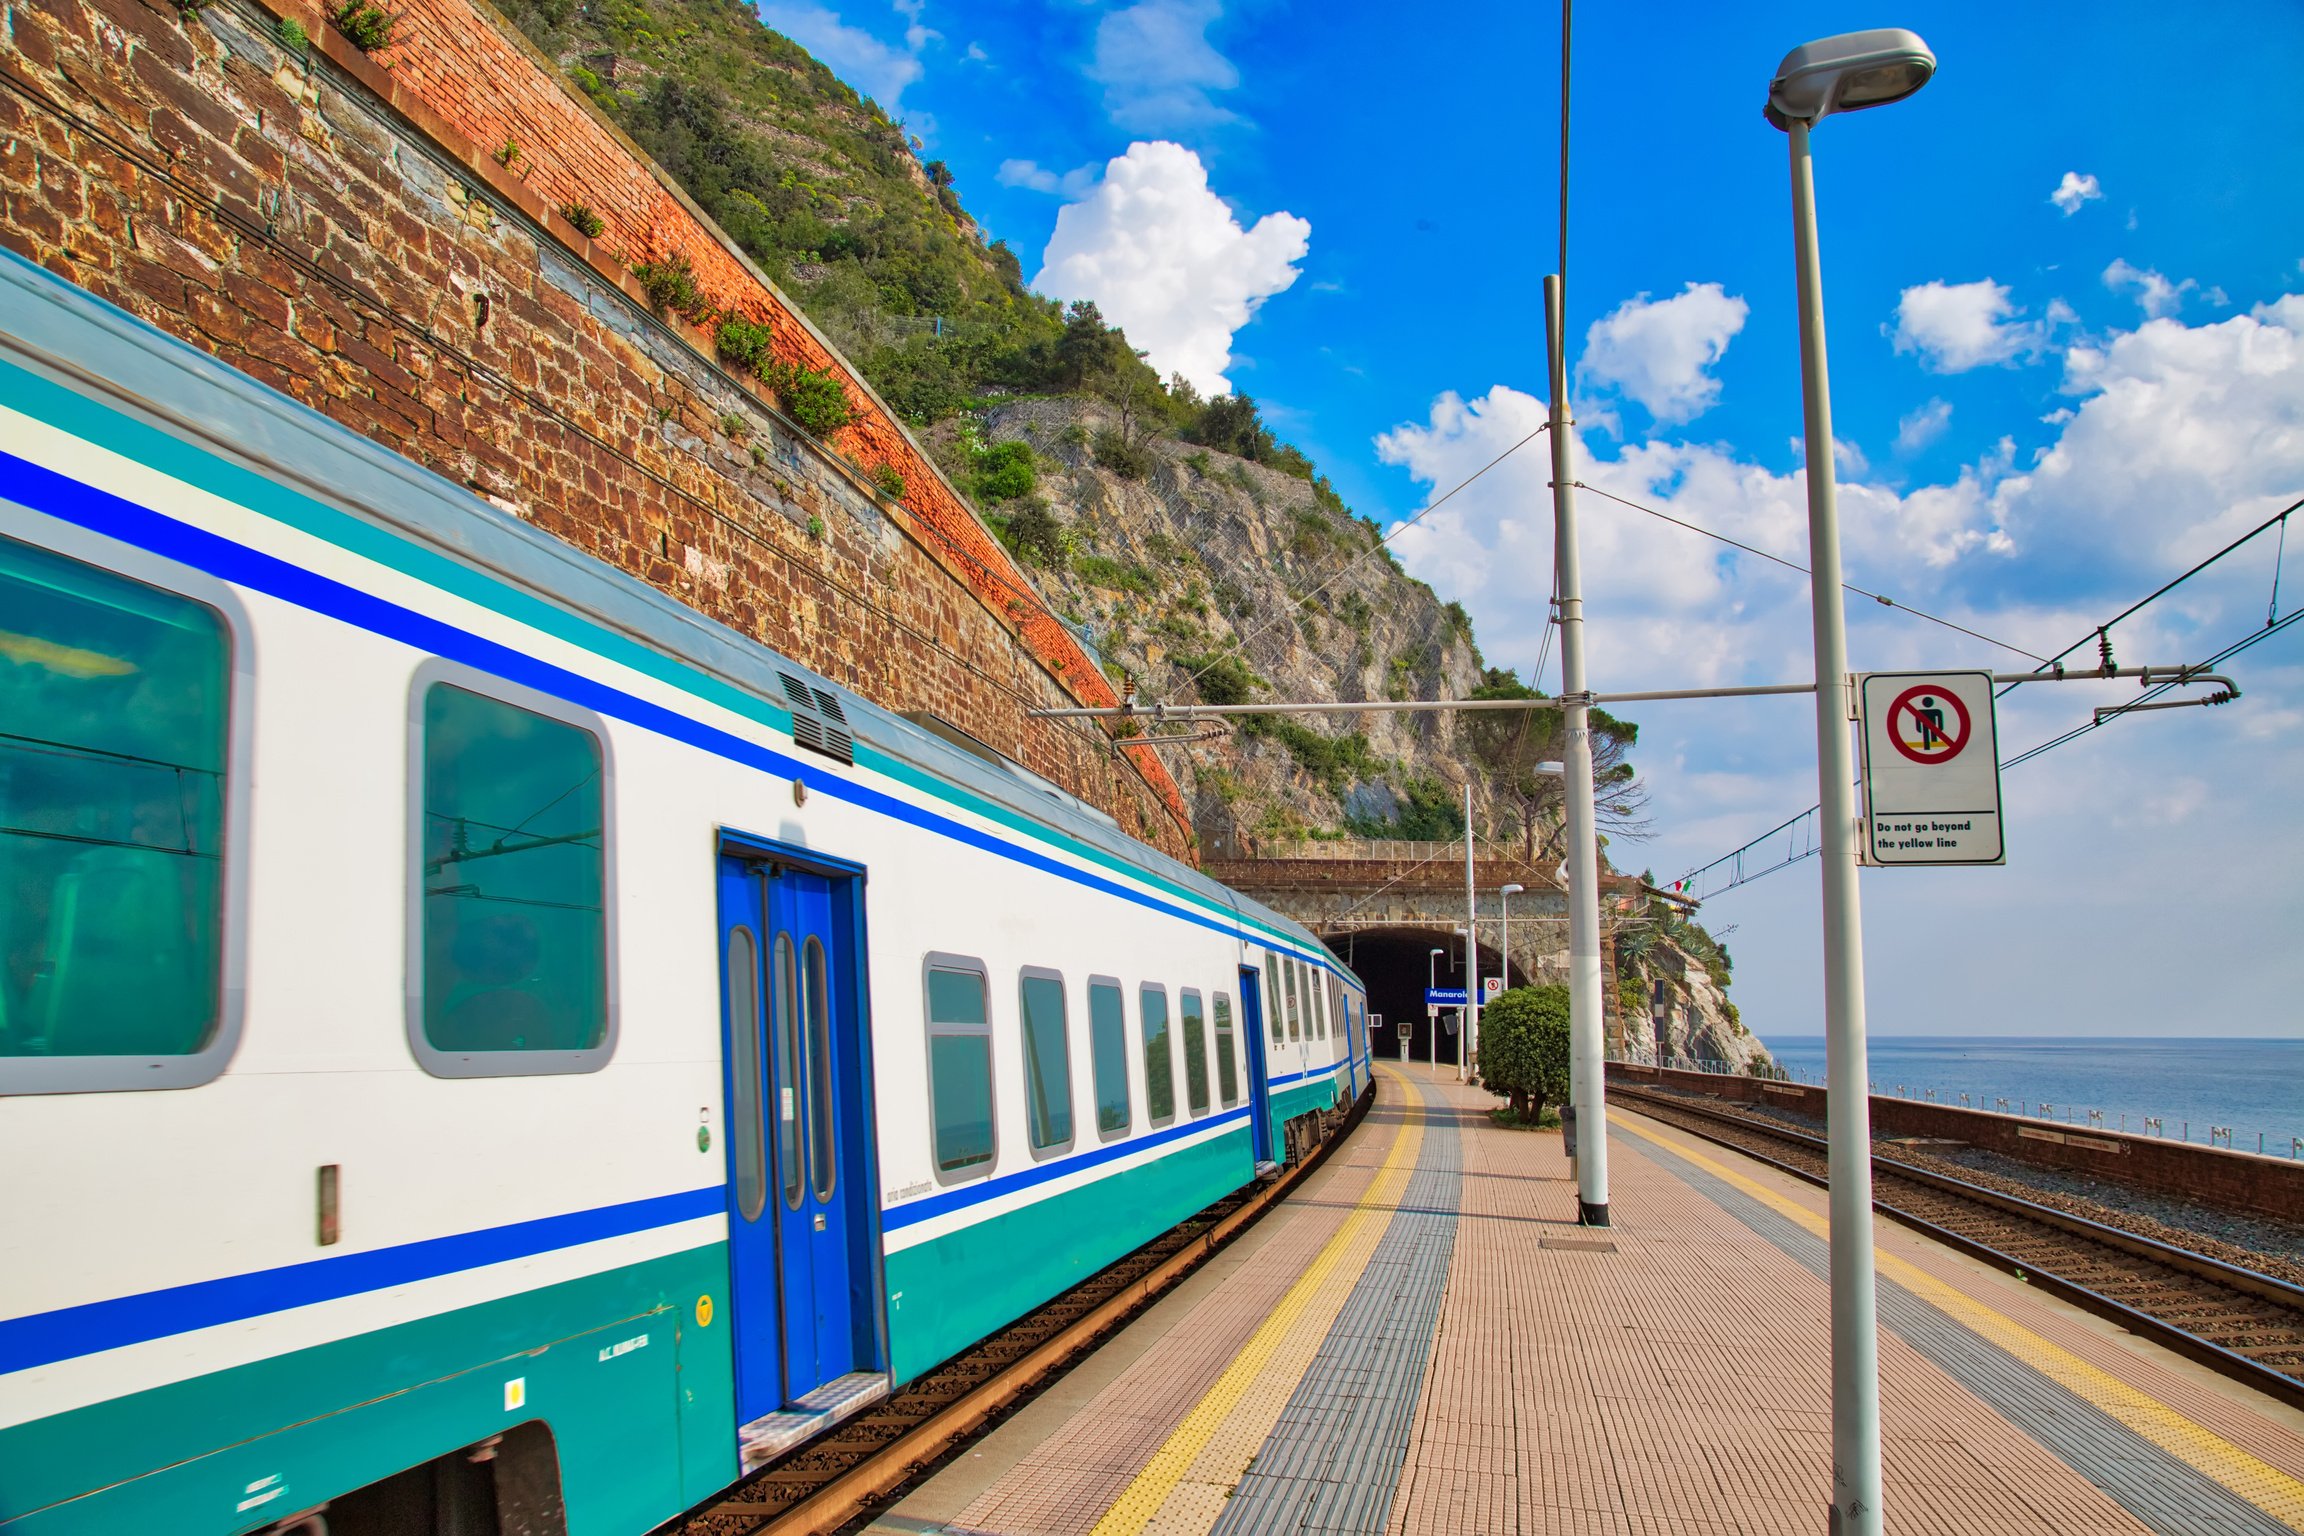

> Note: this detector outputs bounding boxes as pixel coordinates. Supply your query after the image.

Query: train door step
[1255,1160,1283,1180]
[737,1372,890,1471]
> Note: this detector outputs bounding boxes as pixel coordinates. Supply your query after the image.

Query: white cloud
[2103,258,2197,319]
[1889,278,2046,372]
[1576,283,1749,424]
[1895,397,1954,454]
[759,2,926,111]
[1088,0,1240,133]
[889,0,934,51]
[1993,294,2304,570]
[2049,171,2103,215]
[1377,294,2304,1047]
[1034,142,1308,397]
[997,158,1097,197]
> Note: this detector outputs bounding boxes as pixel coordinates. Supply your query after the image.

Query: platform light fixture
[1765,28,1935,1536]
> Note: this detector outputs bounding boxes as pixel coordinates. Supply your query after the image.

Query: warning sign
[1858,670,2004,866]
[1884,684,1970,764]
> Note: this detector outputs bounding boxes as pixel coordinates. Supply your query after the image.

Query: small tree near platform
[1480,985,1571,1122]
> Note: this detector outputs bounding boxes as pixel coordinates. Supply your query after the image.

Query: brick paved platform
[869,1065,2304,1536]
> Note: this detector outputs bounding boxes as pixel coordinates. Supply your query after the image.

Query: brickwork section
[0,0,1191,854]
[1609,1063,2304,1224]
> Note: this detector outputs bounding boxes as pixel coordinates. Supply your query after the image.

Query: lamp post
[1499,883,1524,993]
[1428,947,1445,1066]
[1764,29,1935,1536]
[1452,926,1469,1074]
[1463,781,1479,1083]
[1537,275,1614,1229]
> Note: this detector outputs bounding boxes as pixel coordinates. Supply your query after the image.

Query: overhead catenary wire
[1674,502,2304,899]
[1993,494,2304,699]
[1574,480,2050,664]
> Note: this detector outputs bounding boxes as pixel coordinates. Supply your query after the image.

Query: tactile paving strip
[1628,1123,2302,1536]
[1089,1072,1435,1536]
[1208,1080,1463,1535]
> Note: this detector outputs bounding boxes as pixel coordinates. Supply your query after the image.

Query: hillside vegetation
[500,0,1758,1064]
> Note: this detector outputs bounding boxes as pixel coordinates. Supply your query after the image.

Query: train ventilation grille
[778,672,855,766]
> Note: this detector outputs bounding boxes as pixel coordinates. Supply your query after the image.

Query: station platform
[867,1063,2304,1536]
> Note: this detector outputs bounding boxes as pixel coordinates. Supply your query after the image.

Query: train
[0,246,1372,1535]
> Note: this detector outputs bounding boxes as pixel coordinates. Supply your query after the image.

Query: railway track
[674,1088,1374,1536]
[1612,1084,2304,1413]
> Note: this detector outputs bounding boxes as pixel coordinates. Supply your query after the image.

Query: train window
[925,957,994,1178]
[804,935,835,1200]
[1213,993,1239,1107]
[1088,976,1129,1138]
[0,534,238,1093]
[412,676,611,1076]
[1283,958,1301,1041]
[1139,984,1174,1126]
[1262,951,1284,1044]
[1180,989,1210,1118]
[775,932,803,1207]
[1313,972,1328,1040]
[725,927,767,1221]
[1019,968,1074,1155]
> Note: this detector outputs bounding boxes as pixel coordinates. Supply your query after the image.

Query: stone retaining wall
[0,0,1192,854]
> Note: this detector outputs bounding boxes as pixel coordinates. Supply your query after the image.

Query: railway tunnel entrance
[1332,926,1525,1066]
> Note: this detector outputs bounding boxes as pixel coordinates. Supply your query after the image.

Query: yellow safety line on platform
[1611,1110,2304,1533]
[1088,1068,1429,1536]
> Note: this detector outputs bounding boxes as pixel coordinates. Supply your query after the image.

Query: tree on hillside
[1462,668,1647,857]
[1479,985,1571,1121]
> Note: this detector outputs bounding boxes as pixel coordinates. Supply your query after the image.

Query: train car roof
[0,250,1353,979]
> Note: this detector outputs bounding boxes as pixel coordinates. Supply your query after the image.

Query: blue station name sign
[1425,987,1468,1007]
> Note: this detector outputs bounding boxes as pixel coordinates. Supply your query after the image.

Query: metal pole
[1543,272,1609,1226]
[1787,116,1882,1536]
[1463,781,1478,1083]
[1500,886,1512,987]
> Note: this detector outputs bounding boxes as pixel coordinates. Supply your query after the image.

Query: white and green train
[0,248,1371,1535]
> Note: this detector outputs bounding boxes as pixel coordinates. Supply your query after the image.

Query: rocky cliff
[930,397,1492,854]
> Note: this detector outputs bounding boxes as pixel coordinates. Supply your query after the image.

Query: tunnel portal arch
[1325,924,1535,1065]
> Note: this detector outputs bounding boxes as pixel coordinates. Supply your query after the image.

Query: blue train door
[717,850,874,1426]
[1238,966,1273,1165]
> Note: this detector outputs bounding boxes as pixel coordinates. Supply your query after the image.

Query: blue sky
[765,0,2304,1042]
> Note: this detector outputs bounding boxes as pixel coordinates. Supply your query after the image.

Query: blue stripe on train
[0,450,1353,974]
[0,454,1365,1372]
[0,1186,723,1375]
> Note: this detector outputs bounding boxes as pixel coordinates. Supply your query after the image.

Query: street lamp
[1766,29,1934,1536]
[1427,947,1446,1068]
[1450,927,1469,1075]
[1498,883,1524,992]
[1541,268,1612,1231]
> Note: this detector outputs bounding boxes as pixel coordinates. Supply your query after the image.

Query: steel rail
[683,1083,1378,1536]
[1612,1085,2304,1415]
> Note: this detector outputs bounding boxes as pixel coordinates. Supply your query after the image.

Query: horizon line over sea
[1756,1033,2304,1155]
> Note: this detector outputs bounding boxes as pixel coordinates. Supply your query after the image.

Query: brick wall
[1607,1063,2304,1223]
[0,0,1193,855]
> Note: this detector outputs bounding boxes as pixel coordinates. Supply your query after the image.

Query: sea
[1762,1035,2304,1157]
